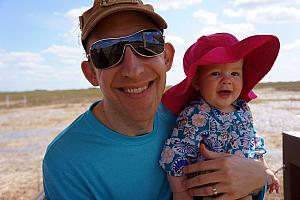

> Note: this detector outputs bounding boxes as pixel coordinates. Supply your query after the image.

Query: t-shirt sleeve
[43,145,93,199]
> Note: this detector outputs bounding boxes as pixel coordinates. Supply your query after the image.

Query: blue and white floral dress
[160,97,265,176]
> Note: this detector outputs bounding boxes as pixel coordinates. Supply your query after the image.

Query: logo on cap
[95,0,142,6]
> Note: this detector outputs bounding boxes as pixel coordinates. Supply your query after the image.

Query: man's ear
[164,43,175,72]
[81,61,99,86]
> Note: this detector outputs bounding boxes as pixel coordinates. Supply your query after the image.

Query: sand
[0,88,299,200]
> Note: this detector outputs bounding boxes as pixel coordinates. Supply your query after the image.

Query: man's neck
[92,101,154,136]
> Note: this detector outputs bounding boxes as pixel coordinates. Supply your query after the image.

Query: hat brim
[163,35,280,115]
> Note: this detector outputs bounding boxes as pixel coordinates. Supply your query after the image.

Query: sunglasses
[88,28,165,69]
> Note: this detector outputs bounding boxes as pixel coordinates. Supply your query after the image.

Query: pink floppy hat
[162,33,280,115]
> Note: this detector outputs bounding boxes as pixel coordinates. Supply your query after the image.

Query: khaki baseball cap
[79,0,168,45]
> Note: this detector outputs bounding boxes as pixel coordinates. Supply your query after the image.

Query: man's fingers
[183,159,221,174]
[183,148,232,174]
[189,182,224,196]
[183,170,225,189]
[200,143,230,159]
[188,182,239,200]
[183,144,231,174]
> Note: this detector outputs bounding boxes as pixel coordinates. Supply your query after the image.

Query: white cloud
[43,45,84,65]
[0,47,87,91]
[283,39,300,51]
[60,6,89,44]
[246,6,300,24]
[195,27,222,38]
[232,0,300,8]
[195,23,255,39]
[232,0,281,8]
[193,9,218,25]
[167,52,185,85]
[65,7,89,22]
[7,52,44,63]
[145,0,202,11]
[221,23,255,33]
[263,53,300,82]
[225,3,300,24]
[165,34,185,46]
[223,8,244,18]
[0,50,44,70]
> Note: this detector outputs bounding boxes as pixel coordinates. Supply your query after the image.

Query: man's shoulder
[157,103,177,123]
[45,108,94,158]
[45,101,99,155]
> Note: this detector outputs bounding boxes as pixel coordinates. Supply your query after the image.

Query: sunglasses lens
[132,30,164,56]
[90,39,124,69]
[89,29,164,69]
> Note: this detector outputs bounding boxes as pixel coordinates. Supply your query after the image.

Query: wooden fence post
[23,95,27,106]
[5,95,10,108]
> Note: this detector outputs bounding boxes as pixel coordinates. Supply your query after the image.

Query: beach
[0,88,299,199]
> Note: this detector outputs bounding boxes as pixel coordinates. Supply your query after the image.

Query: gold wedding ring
[212,184,218,195]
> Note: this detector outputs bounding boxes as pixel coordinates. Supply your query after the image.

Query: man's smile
[119,80,155,94]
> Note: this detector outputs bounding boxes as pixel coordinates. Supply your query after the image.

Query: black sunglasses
[88,28,165,69]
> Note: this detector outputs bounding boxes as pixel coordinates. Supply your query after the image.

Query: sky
[0,0,300,92]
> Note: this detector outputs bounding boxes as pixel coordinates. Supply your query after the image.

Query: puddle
[0,128,60,153]
[0,128,57,141]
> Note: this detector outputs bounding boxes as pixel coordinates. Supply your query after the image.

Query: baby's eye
[211,72,220,76]
[231,72,240,76]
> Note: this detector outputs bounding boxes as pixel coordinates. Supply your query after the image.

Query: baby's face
[192,60,243,112]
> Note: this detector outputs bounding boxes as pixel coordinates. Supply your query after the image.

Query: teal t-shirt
[43,102,176,200]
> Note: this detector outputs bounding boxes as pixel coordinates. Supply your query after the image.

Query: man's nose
[118,45,144,79]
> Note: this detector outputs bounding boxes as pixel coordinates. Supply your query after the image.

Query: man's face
[192,60,243,112]
[82,11,174,133]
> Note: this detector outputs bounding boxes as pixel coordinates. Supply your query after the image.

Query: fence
[0,89,101,109]
[0,95,27,108]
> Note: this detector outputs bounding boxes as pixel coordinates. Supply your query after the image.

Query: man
[43,0,267,199]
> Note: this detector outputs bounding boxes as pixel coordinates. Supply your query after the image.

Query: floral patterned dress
[159,97,266,176]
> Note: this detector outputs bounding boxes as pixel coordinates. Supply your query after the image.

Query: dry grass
[1,87,299,199]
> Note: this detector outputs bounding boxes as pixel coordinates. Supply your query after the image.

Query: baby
[160,33,280,200]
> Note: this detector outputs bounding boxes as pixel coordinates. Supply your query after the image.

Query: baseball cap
[79,0,167,47]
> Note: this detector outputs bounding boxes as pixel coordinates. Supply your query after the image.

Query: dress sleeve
[159,104,210,176]
[239,100,267,159]
[254,135,267,159]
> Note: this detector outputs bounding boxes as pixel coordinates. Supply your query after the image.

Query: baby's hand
[266,169,280,194]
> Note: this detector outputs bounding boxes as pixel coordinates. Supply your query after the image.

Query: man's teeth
[124,85,148,94]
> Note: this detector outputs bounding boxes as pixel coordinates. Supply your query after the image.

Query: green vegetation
[255,81,300,91]
[0,88,101,108]
[0,81,299,108]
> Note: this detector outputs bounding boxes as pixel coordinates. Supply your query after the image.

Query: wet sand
[0,88,299,199]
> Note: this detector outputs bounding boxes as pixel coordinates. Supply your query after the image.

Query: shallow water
[0,128,56,143]
[0,128,60,154]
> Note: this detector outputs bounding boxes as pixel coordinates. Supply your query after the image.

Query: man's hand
[182,144,267,200]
